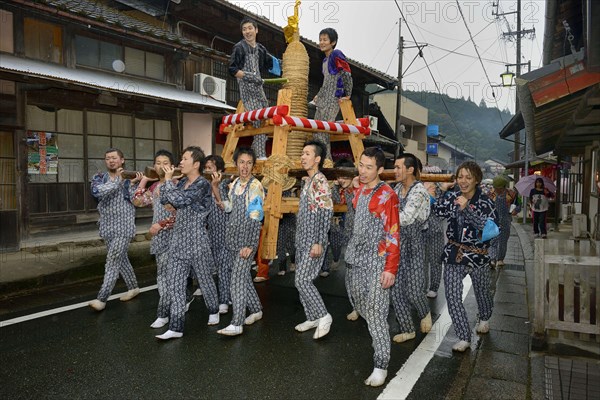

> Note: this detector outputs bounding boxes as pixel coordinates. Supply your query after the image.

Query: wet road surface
[1,267,473,399]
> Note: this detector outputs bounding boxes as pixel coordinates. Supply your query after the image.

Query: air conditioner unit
[193,73,226,102]
[572,213,587,238]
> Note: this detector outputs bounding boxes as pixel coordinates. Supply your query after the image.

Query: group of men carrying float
[87,18,501,389]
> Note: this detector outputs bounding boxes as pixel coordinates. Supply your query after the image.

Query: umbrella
[515,175,556,196]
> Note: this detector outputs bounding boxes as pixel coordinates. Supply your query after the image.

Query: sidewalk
[455,222,598,400]
[0,223,153,297]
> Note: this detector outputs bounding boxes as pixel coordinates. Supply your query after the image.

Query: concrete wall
[182,112,215,155]
[402,138,427,164]
[372,92,428,126]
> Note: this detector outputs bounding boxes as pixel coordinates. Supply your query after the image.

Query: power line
[384,47,399,75]
[402,22,494,78]
[393,0,470,149]
[455,0,505,126]
[422,43,508,65]
[369,21,398,66]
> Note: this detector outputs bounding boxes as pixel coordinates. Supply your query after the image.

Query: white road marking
[0,285,157,328]
[378,276,473,400]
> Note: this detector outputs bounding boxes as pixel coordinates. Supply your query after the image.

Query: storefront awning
[514,50,600,155]
[0,54,235,112]
[498,111,524,139]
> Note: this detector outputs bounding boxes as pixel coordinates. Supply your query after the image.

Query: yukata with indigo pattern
[424,184,445,293]
[432,187,498,343]
[320,183,354,273]
[345,182,399,370]
[160,176,219,333]
[313,49,353,160]
[229,40,273,159]
[222,177,265,326]
[276,190,297,274]
[91,172,139,303]
[488,188,520,263]
[132,181,176,321]
[391,181,431,334]
[295,172,333,321]
[208,178,233,307]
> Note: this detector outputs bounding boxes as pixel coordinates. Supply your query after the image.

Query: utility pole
[494,0,535,183]
[395,18,404,153]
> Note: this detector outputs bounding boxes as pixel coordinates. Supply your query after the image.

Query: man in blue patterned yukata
[432,161,498,352]
[155,146,220,340]
[294,140,334,339]
[229,17,274,160]
[391,153,432,344]
[205,155,233,315]
[211,147,265,336]
[131,150,178,329]
[345,147,400,387]
[88,148,140,311]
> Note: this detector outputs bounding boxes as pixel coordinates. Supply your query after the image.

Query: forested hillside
[402,90,514,162]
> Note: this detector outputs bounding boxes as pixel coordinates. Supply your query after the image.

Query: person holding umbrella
[529,177,554,238]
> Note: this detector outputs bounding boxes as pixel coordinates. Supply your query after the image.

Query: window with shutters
[75,35,165,81]
[24,18,62,63]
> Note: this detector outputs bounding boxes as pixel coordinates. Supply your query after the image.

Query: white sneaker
[277,270,285,276]
[319,271,330,278]
[295,319,319,332]
[88,299,106,311]
[244,311,263,325]
[150,317,169,329]
[346,310,359,321]
[219,304,229,314]
[420,312,432,333]
[364,368,387,387]
[217,324,243,336]
[313,313,333,339]
[207,313,220,326]
[253,276,268,283]
[193,289,202,296]
[289,263,296,272]
[155,330,183,340]
[393,332,416,343]
[476,320,490,334]
[119,288,140,301]
[426,290,438,298]
[452,340,471,352]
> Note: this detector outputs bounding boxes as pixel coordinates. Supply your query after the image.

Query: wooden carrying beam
[287,168,455,183]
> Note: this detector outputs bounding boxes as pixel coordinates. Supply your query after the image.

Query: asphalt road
[1,267,470,400]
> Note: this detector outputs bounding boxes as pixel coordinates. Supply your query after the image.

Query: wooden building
[0,0,396,250]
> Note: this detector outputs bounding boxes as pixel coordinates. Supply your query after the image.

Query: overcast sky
[229,0,546,114]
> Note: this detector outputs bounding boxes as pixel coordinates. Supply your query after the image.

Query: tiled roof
[39,0,225,55]
[25,0,396,84]
[0,54,235,111]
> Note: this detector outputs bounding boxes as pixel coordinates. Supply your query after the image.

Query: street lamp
[500,69,515,87]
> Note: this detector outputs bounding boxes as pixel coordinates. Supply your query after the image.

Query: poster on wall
[27,131,58,175]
